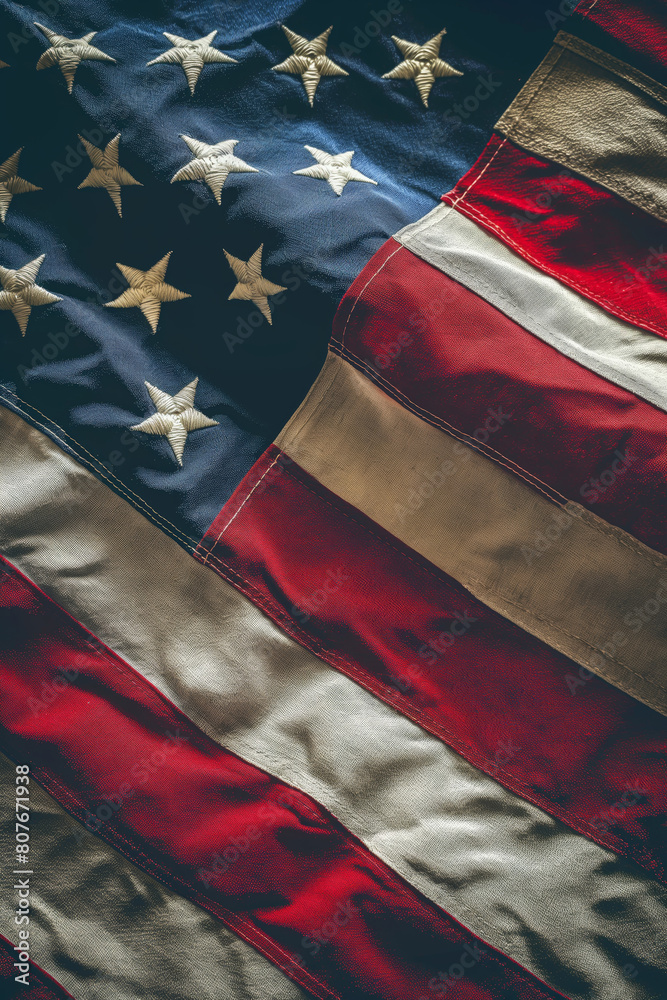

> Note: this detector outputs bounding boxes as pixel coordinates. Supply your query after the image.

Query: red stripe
[441,135,667,338]
[574,0,667,85]
[330,238,667,557]
[0,556,568,1000]
[0,936,76,1000]
[200,446,667,884]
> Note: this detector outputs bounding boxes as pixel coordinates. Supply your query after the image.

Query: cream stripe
[276,353,667,716]
[495,31,667,223]
[395,204,667,413]
[0,404,665,1000]
[0,752,306,1000]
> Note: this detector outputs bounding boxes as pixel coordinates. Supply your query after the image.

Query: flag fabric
[0,2,665,1000]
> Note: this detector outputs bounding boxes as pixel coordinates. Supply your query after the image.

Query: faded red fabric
[441,135,667,338]
[0,557,568,1000]
[200,445,667,884]
[331,239,667,556]
[0,935,76,1000]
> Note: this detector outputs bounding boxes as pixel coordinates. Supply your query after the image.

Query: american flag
[0,1,665,998]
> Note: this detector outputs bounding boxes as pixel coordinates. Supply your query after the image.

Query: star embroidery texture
[0,254,61,335]
[272,25,348,106]
[224,245,286,325]
[0,60,8,69]
[35,23,116,94]
[130,378,218,466]
[0,149,41,222]
[382,29,462,107]
[105,252,190,333]
[147,31,236,95]
[171,137,258,204]
[78,134,141,217]
[293,146,377,196]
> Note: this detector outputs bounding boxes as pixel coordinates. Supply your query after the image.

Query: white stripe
[0,753,306,1000]
[395,203,667,413]
[0,403,665,1000]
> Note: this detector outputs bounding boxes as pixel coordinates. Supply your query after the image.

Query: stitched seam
[330,343,667,570]
[471,575,667,696]
[505,129,667,221]
[558,30,667,106]
[340,245,403,352]
[450,136,508,208]
[458,45,567,212]
[203,453,667,703]
[0,387,199,550]
[29,772,336,1000]
[330,340,565,504]
[31,773,565,1000]
[497,45,567,134]
[276,471,667,697]
[1,561,342,999]
[221,734,507,944]
[394,226,667,412]
[581,0,601,15]
[218,244,407,570]
[201,455,280,563]
[568,503,667,570]
[451,198,666,338]
[195,536,651,875]
[205,453,667,701]
[8,567,545,994]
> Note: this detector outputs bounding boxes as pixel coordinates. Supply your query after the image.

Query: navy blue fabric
[0,0,556,543]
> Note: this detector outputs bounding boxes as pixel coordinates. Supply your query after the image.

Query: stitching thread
[0,386,199,550]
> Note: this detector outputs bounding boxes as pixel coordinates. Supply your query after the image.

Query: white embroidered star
[293,145,377,196]
[34,23,116,94]
[272,25,348,106]
[0,149,42,223]
[0,254,61,336]
[77,134,142,217]
[105,252,190,333]
[382,29,462,107]
[130,378,218,466]
[171,136,258,204]
[224,245,287,325]
[147,31,237,95]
